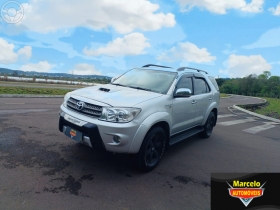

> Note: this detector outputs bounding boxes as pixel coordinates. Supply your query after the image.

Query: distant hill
[0,67,111,80]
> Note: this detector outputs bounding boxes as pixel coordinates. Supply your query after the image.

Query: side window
[176,76,193,94]
[208,76,219,91]
[194,78,210,95]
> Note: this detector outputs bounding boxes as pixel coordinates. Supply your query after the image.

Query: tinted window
[208,76,219,91]
[176,76,193,93]
[195,78,210,94]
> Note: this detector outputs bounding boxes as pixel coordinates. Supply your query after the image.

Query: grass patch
[254,97,280,119]
[0,86,71,95]
[220,93,228,97]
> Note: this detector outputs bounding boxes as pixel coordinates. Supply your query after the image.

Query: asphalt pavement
[0,95,279,210]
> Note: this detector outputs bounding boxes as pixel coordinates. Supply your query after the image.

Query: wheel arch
[149,121,170,144]
[201,102,218,126]
[211,108,218,126]
[128,112,171,154]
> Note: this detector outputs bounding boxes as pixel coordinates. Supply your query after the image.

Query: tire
[200,112,216,138]
[137,126,166,172]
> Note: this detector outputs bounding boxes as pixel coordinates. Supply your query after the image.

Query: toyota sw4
[59,64,220,171]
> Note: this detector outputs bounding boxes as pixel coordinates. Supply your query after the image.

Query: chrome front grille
[67,97,103,118]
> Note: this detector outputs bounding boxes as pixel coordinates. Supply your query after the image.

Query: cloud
[0,24,28,36]
[241,0,264,13]
[18,46,32,60]
[222,44,237,55]
[20,0,175,34]
[69,64,101,75]
[0,38,32,64]
[219,54,271,78]
[269,2,280,16]
[157,41,216,63]
[176,0,263,14]
[84,32,150,56]
[0,38,18,64]
[222,50,237,55]
[243,27,280,49]
[21,61,54,72]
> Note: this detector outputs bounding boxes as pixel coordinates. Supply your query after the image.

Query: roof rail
[177,67,208,74]
[142,64,172,68]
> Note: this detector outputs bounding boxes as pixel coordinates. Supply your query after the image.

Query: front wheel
[200,112,216,138]
[137,127,166,172]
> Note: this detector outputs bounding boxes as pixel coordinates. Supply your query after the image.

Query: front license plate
[64,126,82,142]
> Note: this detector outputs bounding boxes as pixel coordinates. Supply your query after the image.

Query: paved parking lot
[0,95,279,210]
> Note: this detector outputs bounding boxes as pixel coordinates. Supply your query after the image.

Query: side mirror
[174,88,192,98]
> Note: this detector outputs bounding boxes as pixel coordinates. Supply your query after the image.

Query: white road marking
[243,122,278,134]
[217,118,256,126]
[218,114,237,118]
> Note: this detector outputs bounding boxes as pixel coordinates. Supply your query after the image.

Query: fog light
[113,135,121,144]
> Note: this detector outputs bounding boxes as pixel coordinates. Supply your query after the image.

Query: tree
[216,78,226,87]
[268,76,280,97]
[258,74,266,80]
[263,71,271,79]
[13,71,18,77]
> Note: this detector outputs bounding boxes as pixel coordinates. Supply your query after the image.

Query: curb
[231,94,267,102]
[0,94,64,98]
[233,105,280,123]
[228,95,280,123]
[221,94,233,99]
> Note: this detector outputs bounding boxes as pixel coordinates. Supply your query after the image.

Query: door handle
[191,100,196,104]
[209,97,212,101]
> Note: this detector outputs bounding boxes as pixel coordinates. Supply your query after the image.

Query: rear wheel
[200,112,216,138]
[137,127,166,172]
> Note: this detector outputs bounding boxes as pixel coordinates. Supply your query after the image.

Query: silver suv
[59,64,220,171]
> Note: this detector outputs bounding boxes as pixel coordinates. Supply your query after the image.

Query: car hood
[70,84,162,107]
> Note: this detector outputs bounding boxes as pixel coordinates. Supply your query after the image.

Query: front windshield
[112,69,177,94]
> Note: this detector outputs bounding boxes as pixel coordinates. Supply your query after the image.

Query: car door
[193,77,212,125]
[171,75,196,135]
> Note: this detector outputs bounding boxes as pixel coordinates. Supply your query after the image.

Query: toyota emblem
[76,101,84,110]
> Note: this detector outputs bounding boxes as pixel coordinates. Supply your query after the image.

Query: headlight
[63,92,71,107]
[99,107,141,123]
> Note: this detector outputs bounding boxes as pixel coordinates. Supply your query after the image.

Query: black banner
[211,173,280,210]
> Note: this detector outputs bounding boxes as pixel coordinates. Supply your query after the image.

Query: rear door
[193,77,212,125]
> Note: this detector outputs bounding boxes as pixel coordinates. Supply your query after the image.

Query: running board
[169,127,204,145]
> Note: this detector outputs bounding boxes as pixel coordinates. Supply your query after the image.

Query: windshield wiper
[113,84,151,91]
[128,86,151,91]
[113,83,127,87]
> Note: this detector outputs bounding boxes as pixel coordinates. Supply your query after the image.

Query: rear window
[208,76,219,91]
[194,78,210,95]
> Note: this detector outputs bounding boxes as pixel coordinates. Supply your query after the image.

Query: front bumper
[59,105,142,153]
[59,116,106,150]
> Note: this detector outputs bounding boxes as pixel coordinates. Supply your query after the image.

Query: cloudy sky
[0,0,279,78]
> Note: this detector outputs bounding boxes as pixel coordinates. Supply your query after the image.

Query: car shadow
[59,133,205,175]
